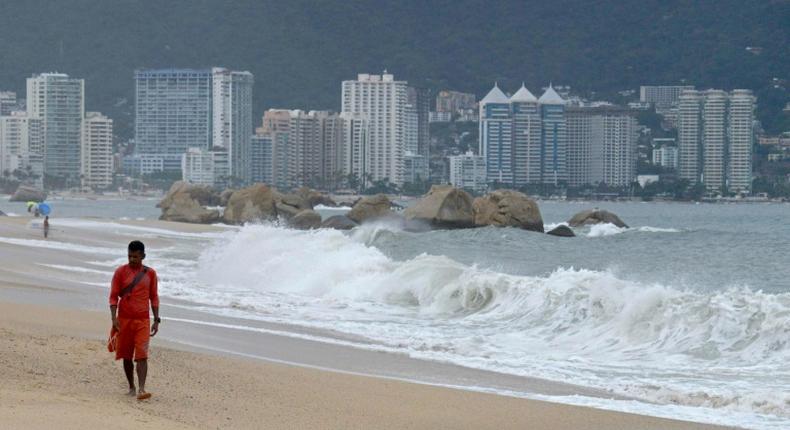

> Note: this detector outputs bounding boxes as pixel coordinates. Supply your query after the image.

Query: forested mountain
[1,0,787,137]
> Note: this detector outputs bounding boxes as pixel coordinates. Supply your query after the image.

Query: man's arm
[109,269,121,330]
[150,270,160,336]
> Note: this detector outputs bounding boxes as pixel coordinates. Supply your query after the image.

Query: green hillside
[0,0,787,137]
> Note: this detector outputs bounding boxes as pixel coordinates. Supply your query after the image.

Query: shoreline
[0,216,741,429]
[0,300,735,430]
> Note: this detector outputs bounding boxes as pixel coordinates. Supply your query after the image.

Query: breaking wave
[157,223,790,427]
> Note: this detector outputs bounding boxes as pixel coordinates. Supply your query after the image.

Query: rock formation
[473,190,543,232]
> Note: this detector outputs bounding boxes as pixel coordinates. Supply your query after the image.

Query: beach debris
[473,189,544,232]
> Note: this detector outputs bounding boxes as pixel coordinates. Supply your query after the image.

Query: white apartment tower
[211,68,254,183]
[27,73,85,182]
[0,112,44,177]
[677,89,755,193]
[341,73,408,186]
[80,112,113,190]
[728,90,755,193]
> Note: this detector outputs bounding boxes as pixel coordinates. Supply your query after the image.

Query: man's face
[128,250,145,267]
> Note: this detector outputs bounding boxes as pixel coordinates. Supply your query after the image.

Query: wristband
[154,317,161,323]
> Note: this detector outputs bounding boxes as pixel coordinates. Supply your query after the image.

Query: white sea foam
[0,236,120,255]
[141,223,789,429]
[586,223,682,237]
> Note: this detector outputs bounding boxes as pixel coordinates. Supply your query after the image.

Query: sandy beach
[0,216,736,429]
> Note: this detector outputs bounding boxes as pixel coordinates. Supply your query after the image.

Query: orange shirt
[109,264,159,320]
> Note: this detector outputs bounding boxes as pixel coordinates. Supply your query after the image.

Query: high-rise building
[134,68,253,179]
[652,145,679,169]
[677,89,755,193]
[727,90,755,193]
[250,134,273,185]
[510,84,541,185]
[338,112,369,188]
[479,84,513,185]
[341,73,408,185]
[27,73,84,182]
[640,86,695,107]
[566,107,638,187]
[0,91,18,116]
[134,69,212,170]
[449,150,487,194]
[181,147,229,188]
[80,112,113,190]
[677,90,703,183]
[404,87,430,184]
[538,85,568,186]
[0,111,44,178]
[212,68,254,183]
[479,83,568,188]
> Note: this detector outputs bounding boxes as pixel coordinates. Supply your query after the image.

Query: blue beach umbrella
[38,202,51,216]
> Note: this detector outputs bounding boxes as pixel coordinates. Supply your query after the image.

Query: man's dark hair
[128,240,145,253]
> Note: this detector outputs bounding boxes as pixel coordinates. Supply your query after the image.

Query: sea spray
[178,224,790,421]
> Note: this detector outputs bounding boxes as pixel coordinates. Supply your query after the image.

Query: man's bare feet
[127,388,136,396]
[136,390,152,400]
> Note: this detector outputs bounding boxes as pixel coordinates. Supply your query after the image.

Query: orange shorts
[115,318,150,361]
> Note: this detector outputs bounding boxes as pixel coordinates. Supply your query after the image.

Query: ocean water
[3,197,789,429]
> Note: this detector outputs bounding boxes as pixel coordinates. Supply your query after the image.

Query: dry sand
[0,216,734,429]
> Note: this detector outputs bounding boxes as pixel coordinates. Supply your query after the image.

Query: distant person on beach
[43,216,49,238]
[109,240,160,400]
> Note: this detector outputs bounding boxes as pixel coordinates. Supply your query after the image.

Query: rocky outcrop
[296,187,336,208]
[159,193,220,224]
[10,185,46,202]
[219,189,235,207]
[275,193,311,220]
[547,225,575,237]
[346,194,393,223]
[158,181,219,209]
[321,215,358,230]
[568,209,628,228]
[0,210,6,216]
[473,190,544,232]
[222,184,279,224]
[404,185,475,229]
[289,209,322,230]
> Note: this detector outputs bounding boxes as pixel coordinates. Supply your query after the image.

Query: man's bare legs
[136,359,148,397]
[123,359,135,395]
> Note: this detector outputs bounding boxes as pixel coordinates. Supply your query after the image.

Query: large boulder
[158,181,219,209]
[547,225,575,237]
[159,194,220,224]
[404,185,475,229]
[289,209,322,230]
[219,189,235,207]
[296,187,337,208]
[222,184,279,224]
[473,190,544,232]
[568,208,628,228]
[10,185,46,202]
[347,194,393,223]
[321,215,359,230]
[275,193,312,220]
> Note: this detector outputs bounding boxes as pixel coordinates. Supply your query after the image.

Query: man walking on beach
[110,240,160,400]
